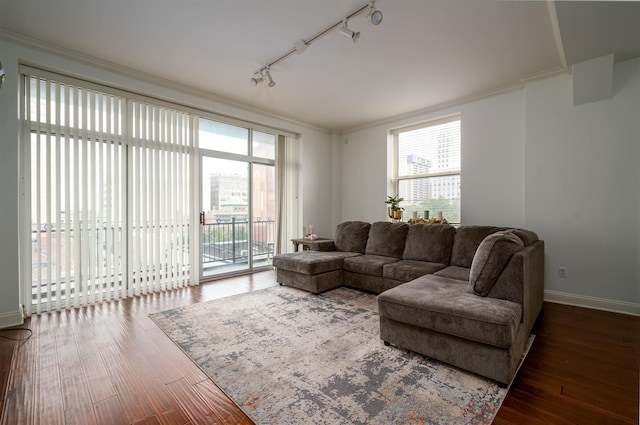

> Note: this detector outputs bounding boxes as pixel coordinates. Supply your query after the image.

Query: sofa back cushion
[334,221,371,253]
[512,228,539,246]
[450,226,502,267]
[402,224,455,264]
[469,230,524,296]
[365,222,409,258]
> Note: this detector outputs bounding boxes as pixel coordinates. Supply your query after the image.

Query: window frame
[390,114,461,223]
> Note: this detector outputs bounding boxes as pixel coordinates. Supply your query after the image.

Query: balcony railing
[30,218,275,303]
[202,217,275,271]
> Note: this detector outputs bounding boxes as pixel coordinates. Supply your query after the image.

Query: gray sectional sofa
[272,220,544,385]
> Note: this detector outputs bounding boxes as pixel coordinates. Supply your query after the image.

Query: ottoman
[272,251,362,294]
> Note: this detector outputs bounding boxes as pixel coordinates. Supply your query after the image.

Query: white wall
[341,59,640,309]
[340,125,390,223]
[298,132,335,238]
[461,91,526,227]
[0,41,22,327]
[340,89,527,227]
[525,59,640,306]
[0,36,333,322]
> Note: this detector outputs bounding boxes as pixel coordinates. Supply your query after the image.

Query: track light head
[340,19,360,43]
[367,2,383,25]
[265,68,276,87]
[250,73,264,86]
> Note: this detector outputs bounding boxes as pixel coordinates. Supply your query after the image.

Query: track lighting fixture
[251,67,277,88]
[250,72,264,86]
[367,2,383,25]
[265,68,276,87]
[250,0,383,87]
[339,19,360,43]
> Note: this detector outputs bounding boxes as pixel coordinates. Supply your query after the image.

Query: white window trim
[389,114,461,223]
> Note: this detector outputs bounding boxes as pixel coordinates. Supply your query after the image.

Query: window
[390,116,461,223]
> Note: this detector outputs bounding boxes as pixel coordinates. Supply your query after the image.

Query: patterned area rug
[150,286,529,425]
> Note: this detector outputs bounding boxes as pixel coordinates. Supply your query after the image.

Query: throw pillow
[470,230,524,296]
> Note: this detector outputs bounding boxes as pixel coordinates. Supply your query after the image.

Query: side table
[291,237,331,252]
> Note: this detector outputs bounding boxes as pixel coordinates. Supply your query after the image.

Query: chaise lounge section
[272,220,544,385]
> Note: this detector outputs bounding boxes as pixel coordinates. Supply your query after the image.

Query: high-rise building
[406,155,432,201]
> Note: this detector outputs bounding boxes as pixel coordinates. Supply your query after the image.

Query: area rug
[150,286,531,425]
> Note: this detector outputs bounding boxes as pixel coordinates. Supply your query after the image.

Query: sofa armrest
[487,240,544,334]
[311,240,336,251]
[522,240,545,333]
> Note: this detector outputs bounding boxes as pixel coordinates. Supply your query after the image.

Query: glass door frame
[199,152,252,280]
[197,117,277,281]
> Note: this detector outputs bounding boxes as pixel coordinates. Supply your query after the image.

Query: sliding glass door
[199,119,275,278]
[22,71,193,314]
[21,67,295,314]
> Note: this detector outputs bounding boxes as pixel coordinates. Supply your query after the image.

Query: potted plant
[385,195,404,221]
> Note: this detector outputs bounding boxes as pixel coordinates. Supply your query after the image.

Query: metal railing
[202,217,275,269]
[30,218,275,302]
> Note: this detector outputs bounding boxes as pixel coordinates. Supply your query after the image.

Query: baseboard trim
[544,290,640,316]
[0,306,25,329]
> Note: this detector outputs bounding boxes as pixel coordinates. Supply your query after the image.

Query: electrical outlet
[558,267,568,279]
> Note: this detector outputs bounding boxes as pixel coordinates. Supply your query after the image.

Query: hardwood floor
[494,302,640,425]
[1,270,638,424]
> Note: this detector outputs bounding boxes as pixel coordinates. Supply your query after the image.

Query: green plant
[385,195,404,211]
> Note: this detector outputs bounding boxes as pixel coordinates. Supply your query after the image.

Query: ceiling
[1,1,640,132]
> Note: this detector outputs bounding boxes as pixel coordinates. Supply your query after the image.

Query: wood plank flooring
[1,269,638,424]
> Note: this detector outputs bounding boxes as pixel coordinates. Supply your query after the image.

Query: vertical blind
[127,101,192,297]
[22,69,194,315]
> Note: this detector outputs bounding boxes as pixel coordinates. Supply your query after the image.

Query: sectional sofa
[272,221,544,385]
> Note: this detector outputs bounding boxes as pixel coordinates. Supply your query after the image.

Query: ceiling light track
[251,1,383,88]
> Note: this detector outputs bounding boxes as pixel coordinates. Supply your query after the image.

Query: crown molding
[341,81,525,134]
[519,66,568,83]
[0,29,327,135]
[1,28,570,137]
[546,0,568,71]
[341,64,569,135]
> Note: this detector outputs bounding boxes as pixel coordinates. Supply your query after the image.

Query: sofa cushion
[310,239,336,252]
[377,276,522,348]
[334,221,371,253]
[470,230,524,296]
[383,260,447,283]
[365,222,409,258]
[343,255,399,277]
[402,224,455,264]
[512,228,538,247]
[273,251,361,275]
[433,266,470,281]
[450,226,502,268]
